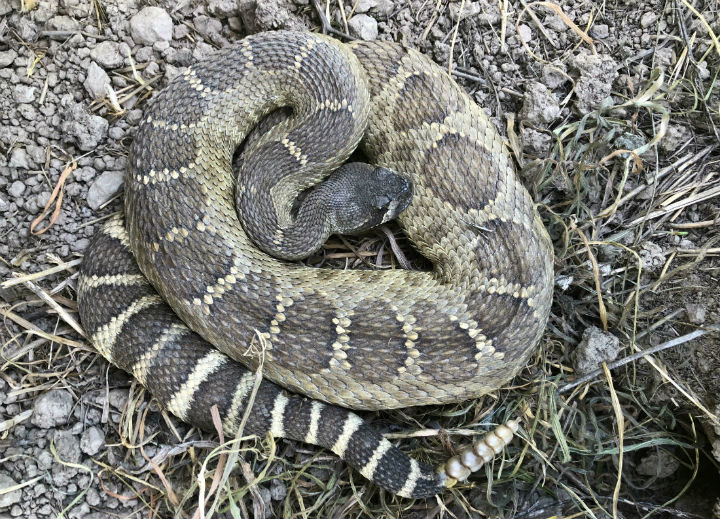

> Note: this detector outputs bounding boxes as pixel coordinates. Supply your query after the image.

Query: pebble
[348,14,378,41]
[46,15,81,35]
[640,11,658,28]
[53,430,82,463]
[87,170,123,210]
[354,0,377,13]
[84,61,111,99]
[61,102,108,151]
[372,0,394,16]
[449,1,481,21]
[31,389,73,429]
[0,474,22,508]
[80,426,106,455]
[517,24,532,43]
[207,0,238,17]
[13,85,35,104]
[592,24,609,39]
[685,303,707,324]
[0,49,17,68]
[108,388,129,410]
[89,40,124,69]
[573,326,621,375]
[8,149,29,169]
[130,6,173,45]
[8,180,26,198]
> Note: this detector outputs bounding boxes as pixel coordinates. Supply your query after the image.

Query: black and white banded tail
[78,216,449,498]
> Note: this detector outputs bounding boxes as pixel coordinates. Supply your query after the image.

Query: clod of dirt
[30,389,73,429]
[569,51,619,113]
[53,430,82,463]
[520,81,561,126]
[521,127,551,156]
[635,450,680,478]
[660,124,693,153]
[0,49,17,67]
[573,326,621,375]
[61,101,109,151]
[639,241,667,273]
[685,303,707,324]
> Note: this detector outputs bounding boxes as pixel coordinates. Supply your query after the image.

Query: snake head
[371,167,413,222]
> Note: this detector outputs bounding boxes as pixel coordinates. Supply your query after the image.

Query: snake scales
[77,31,553,498]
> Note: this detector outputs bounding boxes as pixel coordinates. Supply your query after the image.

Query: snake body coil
[78,31,553,498]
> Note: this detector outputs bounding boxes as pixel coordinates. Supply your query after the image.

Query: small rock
[108,388,129,410]
[591,24,609,39]
[60,0,87,17]
[639,241,666,273]
[0,473,22,508]
[0,49,17,68]
[636,450,680,478]
[84,61,111,99]
[13,85,35,104]
[270,478,287,501]
[130,6,173,45]
[348,14,378,41]
[520,82,560,126]
[659,124,692,153]
[9,180,26,198]
[517,24,532,43]
[53,430,81,463]
[31,389,73,428]
[87,170,123,210]
[640,12,658,28]
[62,102,108,151]
[8,149,29,169]
[207,0,238,17]
[90,41,124,69]
[685,303,706,324]
[573,326,621,375]
[372,0,394,16]
[521,127,551,156]
[542,64,568,89]
[46,14,81,33]
[80,426,105,455]
[449,1,481,21]
[354,0,377,13]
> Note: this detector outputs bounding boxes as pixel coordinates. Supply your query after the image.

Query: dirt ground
[1,0,719,518]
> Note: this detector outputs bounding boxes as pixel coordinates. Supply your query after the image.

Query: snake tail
[77,216,450,498]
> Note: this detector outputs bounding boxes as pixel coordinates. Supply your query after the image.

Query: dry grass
[2,0,720,518]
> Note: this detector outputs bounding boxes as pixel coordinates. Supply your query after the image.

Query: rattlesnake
[77,31,553,498]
